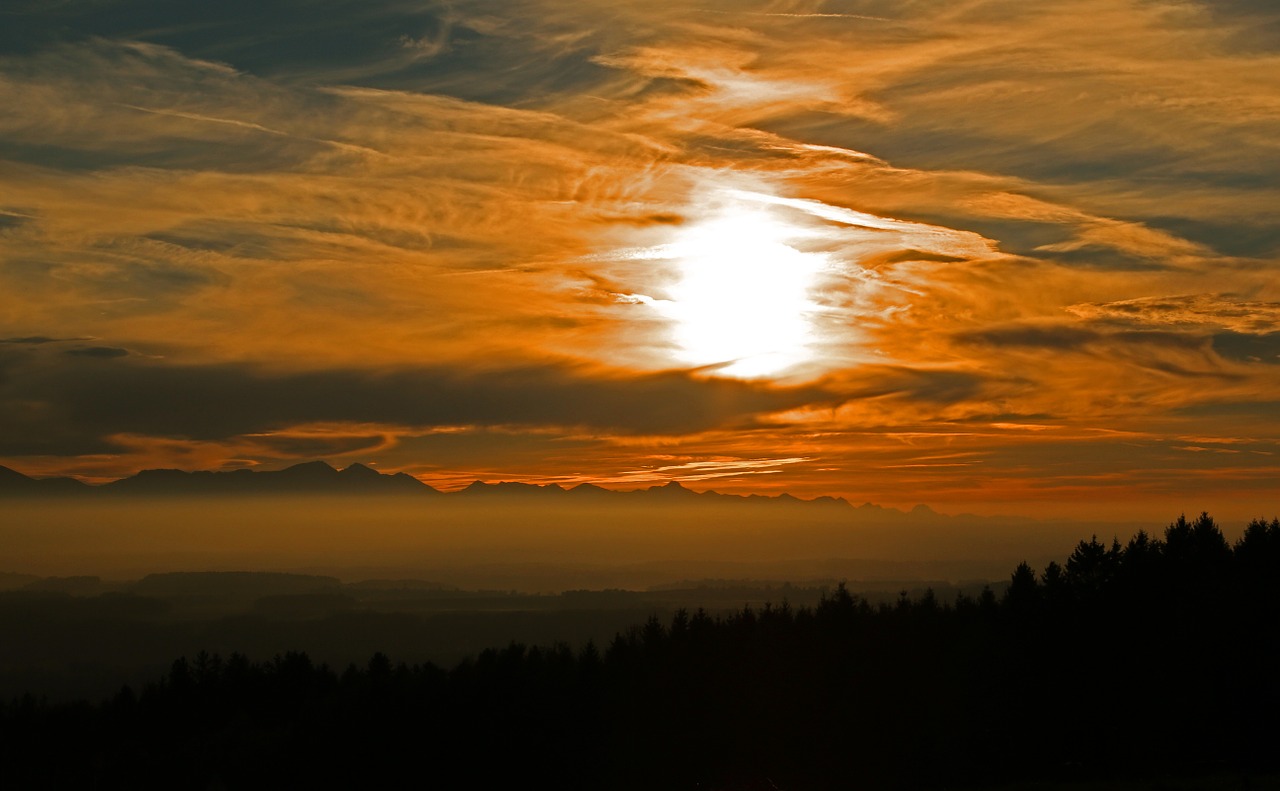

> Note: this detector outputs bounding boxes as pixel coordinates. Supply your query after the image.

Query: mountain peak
[648,480,697,496]
[0,466,92,494]
[279,460,338,476]
[341,462,381,477]
[133,468,191,478]
[392,471,435,488]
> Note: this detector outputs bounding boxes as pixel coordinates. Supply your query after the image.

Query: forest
[3,513,1278,790]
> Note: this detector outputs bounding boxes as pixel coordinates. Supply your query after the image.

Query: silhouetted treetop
[2,512,1277,790]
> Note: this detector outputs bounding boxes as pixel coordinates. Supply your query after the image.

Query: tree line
[3,514,1278,789]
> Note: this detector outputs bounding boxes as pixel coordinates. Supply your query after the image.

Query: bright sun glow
[651,196,828,377]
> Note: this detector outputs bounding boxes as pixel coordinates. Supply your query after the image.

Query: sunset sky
[2,0,1279,519]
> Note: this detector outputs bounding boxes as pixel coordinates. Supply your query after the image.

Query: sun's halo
[645,197,828,378]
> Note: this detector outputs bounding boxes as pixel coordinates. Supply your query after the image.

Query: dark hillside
[2,514,1277,790]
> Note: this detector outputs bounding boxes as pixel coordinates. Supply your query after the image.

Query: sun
[649,195,828,378]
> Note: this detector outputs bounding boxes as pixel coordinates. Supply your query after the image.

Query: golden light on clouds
[2,0,1280,519]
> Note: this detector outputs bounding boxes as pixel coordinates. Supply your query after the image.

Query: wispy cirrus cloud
[2,0,1279,519]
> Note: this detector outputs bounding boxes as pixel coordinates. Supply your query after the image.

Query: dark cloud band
[0,355,834,455]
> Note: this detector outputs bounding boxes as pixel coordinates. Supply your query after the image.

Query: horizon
[7,458,1270,525]
[2,454,1259,590]
[2,1,1279,523]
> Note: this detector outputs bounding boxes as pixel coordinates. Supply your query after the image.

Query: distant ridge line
[0,460,861,509]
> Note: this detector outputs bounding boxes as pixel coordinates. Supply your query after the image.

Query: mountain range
[0,461,423,497]
[0,461,875,511]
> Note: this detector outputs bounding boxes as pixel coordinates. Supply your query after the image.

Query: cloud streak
[1,0,1278,518]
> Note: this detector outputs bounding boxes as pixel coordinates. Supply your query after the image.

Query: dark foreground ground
[2,514,1278,790]
[0,574,989,702]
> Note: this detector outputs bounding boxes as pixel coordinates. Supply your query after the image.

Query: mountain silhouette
[645,480,700,498]
[458,480,569,498]
[566,482,615,499]
[0,461,964,516]
[0,465,90,494]
[97,461,436,496]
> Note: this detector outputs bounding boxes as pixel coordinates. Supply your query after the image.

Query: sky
[2,0,1279,520]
